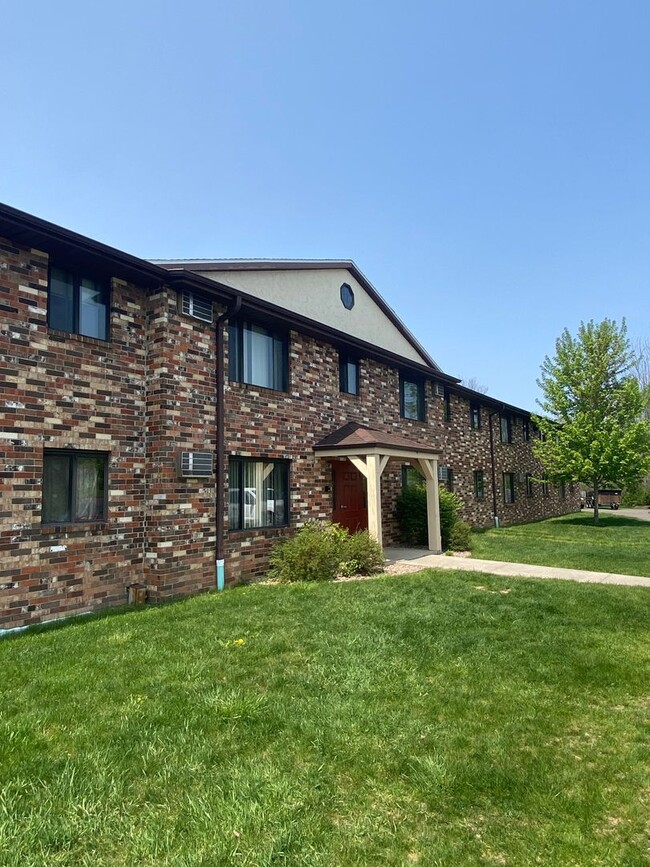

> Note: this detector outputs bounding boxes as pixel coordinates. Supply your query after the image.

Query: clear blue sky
[2,1,648,410]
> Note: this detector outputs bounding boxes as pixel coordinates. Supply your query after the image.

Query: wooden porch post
[416,457,442,553]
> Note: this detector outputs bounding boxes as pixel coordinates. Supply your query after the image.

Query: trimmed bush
[395,484,463,550]
[395,484,428,545]
[339,530,385,576]
[268,522,384,582]
[268,522,346,582]
[449,520,472,551]
[439,488,461,550]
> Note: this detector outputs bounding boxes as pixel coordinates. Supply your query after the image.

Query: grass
[470,512,650,577]
[1,573,649,866]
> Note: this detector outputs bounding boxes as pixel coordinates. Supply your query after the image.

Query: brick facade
[0,220,580,631]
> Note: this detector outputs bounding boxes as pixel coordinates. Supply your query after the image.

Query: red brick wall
[0,235,580,629]
[0,239,148,629]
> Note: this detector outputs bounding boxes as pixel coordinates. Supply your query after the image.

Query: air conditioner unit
[181,291,213,324]
[438,465,449,482]
[178,451,213,478]
[434,383,445,397]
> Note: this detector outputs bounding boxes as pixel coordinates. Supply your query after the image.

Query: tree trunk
[593,478,599,524]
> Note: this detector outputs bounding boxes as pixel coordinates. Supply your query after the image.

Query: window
[541,476,550,497]
[228,458,289,530]
[523,419,530,441]
[444,388,452,422]
[470,402,481,430]
[229,319,288,391]
[559,482,566,499]
[445,468,454,492]
[402,465,424,489]
[48,265,109,340]
[526,473,534,497]
[500,414,512,444]
[42,450,108,523]
[503,472,516,504]
[340,283,355,310]
[474,470,485,500]
[339,354,359,395]
[400,376,425,421]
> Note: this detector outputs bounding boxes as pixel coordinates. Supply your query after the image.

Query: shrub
[339,530,385,575]
[439,488,461,550]
[449,520,472,551]
[268,521,345,582]
[395,484,463,550]
[268,522,384,582]
[395,484,428,545]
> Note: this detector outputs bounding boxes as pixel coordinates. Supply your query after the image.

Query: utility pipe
[215,295,242,589]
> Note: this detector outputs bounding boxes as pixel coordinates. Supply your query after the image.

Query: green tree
[533,319,650,523]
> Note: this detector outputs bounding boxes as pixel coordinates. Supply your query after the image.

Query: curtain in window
[76,455,105,520]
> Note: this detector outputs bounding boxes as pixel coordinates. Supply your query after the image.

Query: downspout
[488,408,503,528]
[215,295,242,590]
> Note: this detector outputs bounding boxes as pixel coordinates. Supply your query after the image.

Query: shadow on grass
[559,515,650,529]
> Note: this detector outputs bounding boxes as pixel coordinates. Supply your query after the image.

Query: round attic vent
[340,283,355,310]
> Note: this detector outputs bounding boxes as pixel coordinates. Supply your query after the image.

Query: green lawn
[470,512,650,577]
[1,573,649,866]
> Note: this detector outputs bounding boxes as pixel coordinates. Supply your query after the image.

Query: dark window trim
[47,263,110,341]
[228,456,290,531]
[42,449,109,525]
[228,317,289,393]
[400,374,426,421]
[525,473,534,497]
[500,414,513,444]
[523,419,530,441]
[339,353,360,396]
[470,401,481,430]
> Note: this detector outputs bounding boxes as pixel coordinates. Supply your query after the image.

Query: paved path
[384,547,650,588]
[614,507,650,522]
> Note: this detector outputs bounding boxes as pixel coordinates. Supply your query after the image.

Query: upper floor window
[470,402,481,430]
[500,414,512,444]
[522,419,530,441]
[42,449,108,524]
[503,472,516,504]
[339,354,360,395]
[229,319,288,392]
[48,266,109,340]
[400,376,425,421]
[228,457,289,530]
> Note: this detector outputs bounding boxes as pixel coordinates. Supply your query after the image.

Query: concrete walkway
[384,547,650,588]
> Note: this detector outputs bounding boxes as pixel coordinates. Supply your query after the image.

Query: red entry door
[331,461,368,534]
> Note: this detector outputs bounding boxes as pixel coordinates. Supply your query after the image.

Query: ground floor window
[474,470,484,500]
[503,472,515,504]
[526,473,534,497]
[229,458,289,530]
[402,465,424,488]
[43,450,108,523]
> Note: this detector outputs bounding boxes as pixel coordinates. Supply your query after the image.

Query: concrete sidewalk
[384,548,650,588]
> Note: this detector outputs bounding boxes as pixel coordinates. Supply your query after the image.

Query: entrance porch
[314,422,442,552]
